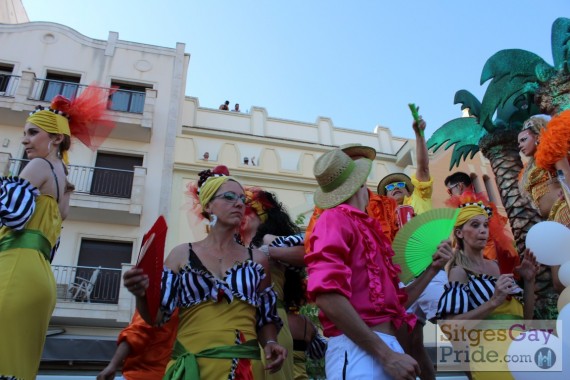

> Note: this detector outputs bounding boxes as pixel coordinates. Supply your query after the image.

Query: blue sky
[22,0,567,139]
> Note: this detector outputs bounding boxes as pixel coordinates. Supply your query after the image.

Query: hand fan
[392,208,459,284]
[136,215,168,324]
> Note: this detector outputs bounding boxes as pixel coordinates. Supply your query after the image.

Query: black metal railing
[28,79,146,114]
[109,89,145,114]
[29,78,87,102]
[8,159,135,199]
[52,264,122,304]
[0,74,20,97]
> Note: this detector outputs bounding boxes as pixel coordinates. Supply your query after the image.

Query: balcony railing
[27,79,145,114]
[0,74,20,97]
[9,159,135,199]
[108,88,145,114]
[51,264,122,304]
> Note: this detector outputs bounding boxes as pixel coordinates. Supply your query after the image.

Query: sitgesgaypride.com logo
[435,319,563,373]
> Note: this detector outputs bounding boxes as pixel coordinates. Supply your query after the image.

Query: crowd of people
[2,89,568,380]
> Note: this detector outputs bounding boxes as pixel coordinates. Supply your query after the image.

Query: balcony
[0,74,20,98]
[0,71,156,142]
[50,264,134,326]
[8,158,146,226]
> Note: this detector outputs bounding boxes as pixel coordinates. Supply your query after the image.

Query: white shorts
[406,270,448,323]
[325,331,404,380]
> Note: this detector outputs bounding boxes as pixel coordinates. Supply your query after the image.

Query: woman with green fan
[436,202,539,380]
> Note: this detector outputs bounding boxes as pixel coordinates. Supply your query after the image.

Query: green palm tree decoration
[427,17,570,319]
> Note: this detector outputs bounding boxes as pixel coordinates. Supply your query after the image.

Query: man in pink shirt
[305,148,452,379]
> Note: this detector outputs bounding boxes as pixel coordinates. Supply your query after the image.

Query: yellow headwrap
[245,189,269,223]
[199,176,235,208]
[454,202,492,227]
[27,110,71,165]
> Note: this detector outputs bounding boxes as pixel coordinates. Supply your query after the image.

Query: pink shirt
[305,204,416,337]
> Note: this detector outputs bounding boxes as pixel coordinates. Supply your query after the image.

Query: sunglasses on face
[213,191,247,204]
[447,183,461,195]
[385,182,406,192]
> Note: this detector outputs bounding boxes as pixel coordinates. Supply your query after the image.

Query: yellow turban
[455,202,492,227]
[199,176,235,208]
[27,110,71,164]
[245,194,268,223]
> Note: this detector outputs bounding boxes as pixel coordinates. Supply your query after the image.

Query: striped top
[1,177,39,230]
[436,270,523,319]
[160,243,281,330]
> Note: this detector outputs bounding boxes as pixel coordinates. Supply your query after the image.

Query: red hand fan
[136,215,168,324]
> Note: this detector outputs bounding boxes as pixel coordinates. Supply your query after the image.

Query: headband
[455,202,492,227]
[199,176,234,207]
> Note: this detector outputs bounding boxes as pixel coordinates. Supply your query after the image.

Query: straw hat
[377,173,414,196]
[313,149,372,209]
[339,143,376,160]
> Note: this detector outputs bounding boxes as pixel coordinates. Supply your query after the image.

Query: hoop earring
[209,214,218,228]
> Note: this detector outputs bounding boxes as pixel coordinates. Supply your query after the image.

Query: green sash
[0,229,51,261]
[163,339,261,380]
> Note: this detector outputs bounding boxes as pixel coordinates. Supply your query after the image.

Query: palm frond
[479,49,551,127]
[427,117,486,170]
[551,17,570,71]
[453,90,481,118]
[450,145,480,169]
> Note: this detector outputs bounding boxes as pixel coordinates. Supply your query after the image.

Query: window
[90,153,143,198]
[76,239,133,304]
[109,81,150,113]
[40,72,81,102]
[0,63,14,94]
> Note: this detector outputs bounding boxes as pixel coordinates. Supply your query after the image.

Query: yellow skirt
[0,247,56,379]
[166,300,258,379]
[252,305,294,379]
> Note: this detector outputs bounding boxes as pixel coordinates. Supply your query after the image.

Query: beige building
[1,0,508,376]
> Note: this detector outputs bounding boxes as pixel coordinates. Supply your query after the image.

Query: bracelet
[259,245,270,258]
[264,339,278,346]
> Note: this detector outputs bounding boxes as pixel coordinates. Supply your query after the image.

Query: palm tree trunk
[480,128,558,319]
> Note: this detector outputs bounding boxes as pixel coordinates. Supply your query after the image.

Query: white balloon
[526,221,570,265]
[558,261,570,288]
[556,303,570,345]
[508,333,566,379]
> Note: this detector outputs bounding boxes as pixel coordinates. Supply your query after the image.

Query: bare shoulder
[251,247,270,271]
[164,243,191,273]
[448,266,468,283]
[484,259,501,277]
[18,158,50,188]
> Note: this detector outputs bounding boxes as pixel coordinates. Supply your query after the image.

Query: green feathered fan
[392,208,459,284]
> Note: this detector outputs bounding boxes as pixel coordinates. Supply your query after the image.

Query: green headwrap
[199,176,235,208]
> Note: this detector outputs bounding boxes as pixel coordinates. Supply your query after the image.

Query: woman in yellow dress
[0,87,114,379]
[436,202,539,380]
[124,174,287,379]
[239,187,306,379]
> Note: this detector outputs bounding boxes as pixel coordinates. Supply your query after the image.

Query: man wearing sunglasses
[378,117,441,380]
[444,172,473,196]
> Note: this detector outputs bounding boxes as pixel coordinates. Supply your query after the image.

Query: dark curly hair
[250,191,307,310]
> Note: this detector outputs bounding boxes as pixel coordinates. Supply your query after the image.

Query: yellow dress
[470,298,524,380]
[253,265,294,379]
[0,195,60,379]
[166,300,258,378]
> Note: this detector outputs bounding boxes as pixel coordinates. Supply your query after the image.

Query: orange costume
[118,309,179,380]
[528,110,570,226]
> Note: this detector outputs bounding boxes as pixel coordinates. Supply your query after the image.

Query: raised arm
[413,118,430,182]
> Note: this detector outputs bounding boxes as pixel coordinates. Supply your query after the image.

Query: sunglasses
[385,182,406,192]
[212,191,247,204]
[446,183,461,195]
